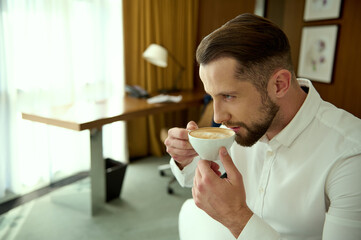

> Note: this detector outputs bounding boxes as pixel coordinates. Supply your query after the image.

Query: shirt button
[259,187,264,194]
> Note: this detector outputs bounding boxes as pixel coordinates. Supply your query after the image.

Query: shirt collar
[262,78,322,149]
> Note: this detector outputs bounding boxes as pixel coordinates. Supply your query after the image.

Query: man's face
[199,57,279,146]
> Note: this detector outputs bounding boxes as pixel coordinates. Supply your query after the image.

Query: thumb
[219,146,238,180]
[186,121,198,131]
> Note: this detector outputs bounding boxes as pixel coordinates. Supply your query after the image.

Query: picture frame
[297,25,338,84]
[303,0,342,21]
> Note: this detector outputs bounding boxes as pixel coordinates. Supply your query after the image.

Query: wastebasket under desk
[105,158,127,202]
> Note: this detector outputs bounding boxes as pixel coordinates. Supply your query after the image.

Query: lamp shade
[142,44,168,68]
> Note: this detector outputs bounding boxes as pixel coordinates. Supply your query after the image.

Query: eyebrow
[204,88,239,97]
[215,91,239,96]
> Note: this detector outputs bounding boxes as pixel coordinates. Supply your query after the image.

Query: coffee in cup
[189,127,234,139]
[188,127,235,161]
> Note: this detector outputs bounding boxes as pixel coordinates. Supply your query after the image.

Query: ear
[268,69,291,98]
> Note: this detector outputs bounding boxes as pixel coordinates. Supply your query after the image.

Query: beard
[226,96,279,147]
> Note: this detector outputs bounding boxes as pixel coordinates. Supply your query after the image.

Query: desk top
[21,91,205,131]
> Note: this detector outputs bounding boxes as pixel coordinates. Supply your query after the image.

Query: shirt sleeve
[323,151,361,239]
[169,156,200,188]
[238,214,280,240]
[169,157,225,188]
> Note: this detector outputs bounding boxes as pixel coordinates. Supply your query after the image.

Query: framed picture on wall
[303,0,342,21]
[297,25,338,84]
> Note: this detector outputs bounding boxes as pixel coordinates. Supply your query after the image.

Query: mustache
[224,121,251,132]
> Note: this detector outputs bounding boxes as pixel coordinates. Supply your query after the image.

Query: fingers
[210,161,222,177]
[193,161,206,208]
[166,121,197,140]
[167,127,190,140]
[165,121,198,147]
[166,146,198,162]
[219,147,238,181]
[164,121,199,164]
[166,121,197,143]
[164,130,197,161]
[165,137,193,150]
[196,160,220,183]
[192,160,219,209]
[186,121,198,131]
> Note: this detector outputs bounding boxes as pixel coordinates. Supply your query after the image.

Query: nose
[212,100,230,124]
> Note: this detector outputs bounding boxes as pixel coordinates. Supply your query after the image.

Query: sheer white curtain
[0,0,126,199]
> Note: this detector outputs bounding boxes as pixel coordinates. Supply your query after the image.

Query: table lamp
[143,43,185,93]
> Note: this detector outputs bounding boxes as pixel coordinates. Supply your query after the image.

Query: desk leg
[90,128,105,215]
[51,128,105,216]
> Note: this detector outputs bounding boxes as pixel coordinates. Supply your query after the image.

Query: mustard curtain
[123,0,199,158]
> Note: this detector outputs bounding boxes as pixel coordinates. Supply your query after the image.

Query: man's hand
[164,121,199,169]
[192,146,253,238]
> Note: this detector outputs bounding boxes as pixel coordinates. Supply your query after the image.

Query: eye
[223,94,235,101]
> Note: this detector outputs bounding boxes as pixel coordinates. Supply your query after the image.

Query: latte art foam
[189,128,234,139]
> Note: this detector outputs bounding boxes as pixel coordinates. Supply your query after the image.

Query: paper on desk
[147,94,182,104]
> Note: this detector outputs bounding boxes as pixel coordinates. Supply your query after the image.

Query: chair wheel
[160,170,166,176]
[167,187,174,194]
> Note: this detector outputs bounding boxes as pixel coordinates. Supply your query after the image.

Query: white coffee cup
[188,127,235,161]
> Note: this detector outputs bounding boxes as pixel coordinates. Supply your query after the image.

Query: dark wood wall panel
[270,0,361,118]
[196,0,255,43]
[194,0,255,90]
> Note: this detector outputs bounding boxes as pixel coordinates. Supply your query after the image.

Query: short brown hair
[196,13,295,93]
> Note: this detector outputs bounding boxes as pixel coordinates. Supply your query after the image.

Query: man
[164,13,361,239]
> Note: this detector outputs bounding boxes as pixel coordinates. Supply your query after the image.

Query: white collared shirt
[170,79,361,239]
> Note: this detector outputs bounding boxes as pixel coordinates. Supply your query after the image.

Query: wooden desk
[22,91,204,216]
